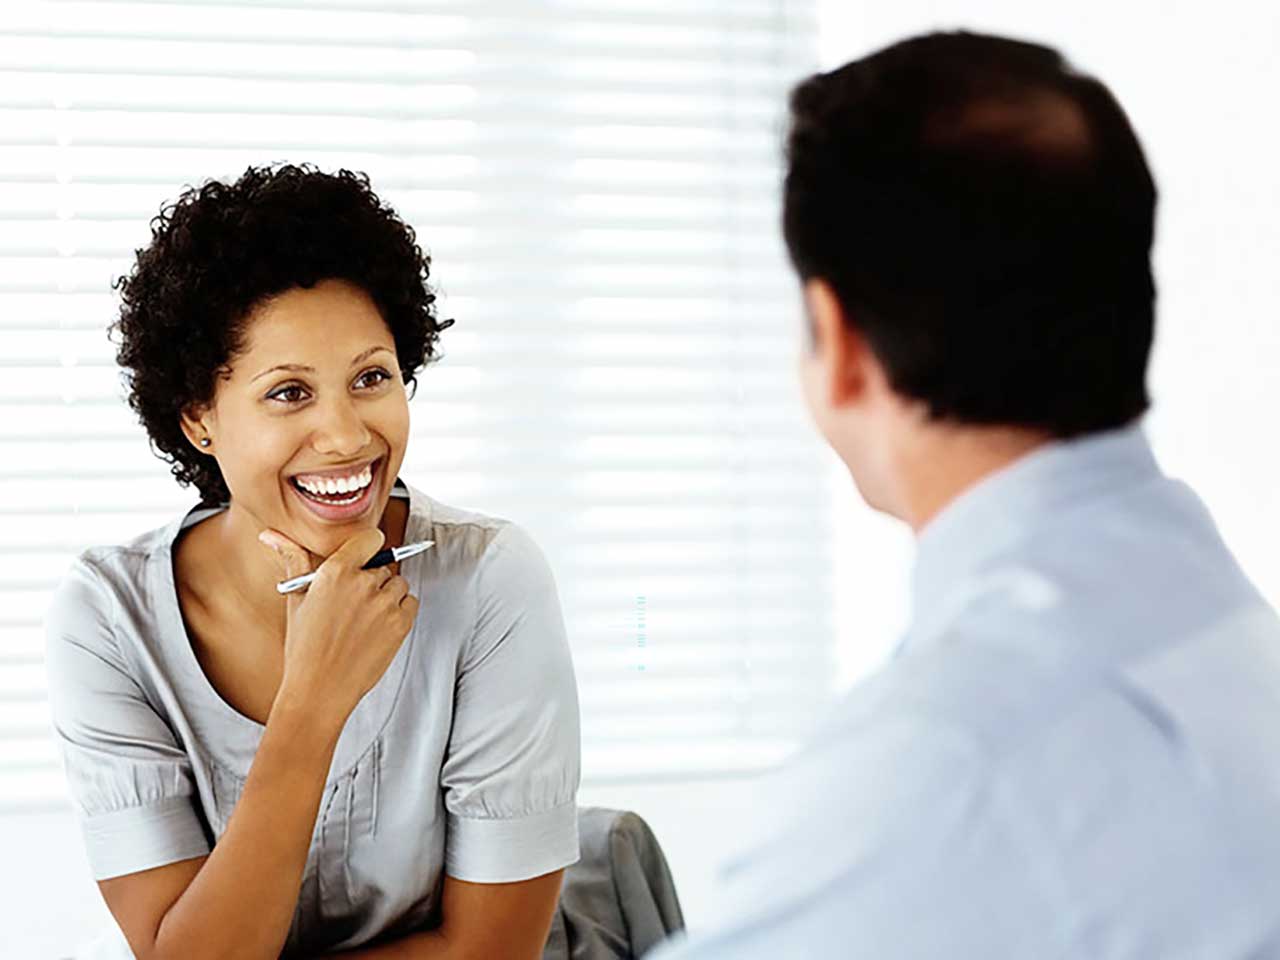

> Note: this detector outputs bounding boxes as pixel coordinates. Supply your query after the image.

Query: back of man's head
[783,30,1157,438]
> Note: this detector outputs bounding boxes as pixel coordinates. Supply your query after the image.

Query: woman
[43,163,581,959]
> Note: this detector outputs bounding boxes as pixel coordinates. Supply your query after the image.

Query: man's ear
[803,278,868,408]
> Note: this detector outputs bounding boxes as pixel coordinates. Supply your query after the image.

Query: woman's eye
[266,369,389,405]
[268,385,307,404]
[356,368,392,389]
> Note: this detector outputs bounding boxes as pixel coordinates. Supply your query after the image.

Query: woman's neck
[182,493,410,644]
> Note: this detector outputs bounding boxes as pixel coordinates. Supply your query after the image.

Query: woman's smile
[286,454,385,523]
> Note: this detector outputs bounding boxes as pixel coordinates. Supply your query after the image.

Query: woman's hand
[258,526,420,725]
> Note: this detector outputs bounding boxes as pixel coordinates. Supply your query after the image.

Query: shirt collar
[904,419,1161,653]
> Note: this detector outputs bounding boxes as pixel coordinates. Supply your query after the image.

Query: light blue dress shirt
[652,421,1280,959]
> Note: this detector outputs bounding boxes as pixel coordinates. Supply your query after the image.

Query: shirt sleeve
[44,555,212,881]
[440,523,582,883]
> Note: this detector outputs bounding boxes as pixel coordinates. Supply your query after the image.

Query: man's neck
[896,426,1056,534]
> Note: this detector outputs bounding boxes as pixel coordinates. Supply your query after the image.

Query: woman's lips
[287,457,382,523]
[290,456,379,483]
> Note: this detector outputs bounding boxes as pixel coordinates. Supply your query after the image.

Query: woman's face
[183,277,410,557]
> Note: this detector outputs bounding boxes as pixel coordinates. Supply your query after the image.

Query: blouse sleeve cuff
[81,795,212,881]
[445,800,580,883]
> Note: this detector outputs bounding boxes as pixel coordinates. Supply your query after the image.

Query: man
[651,30,1280,958]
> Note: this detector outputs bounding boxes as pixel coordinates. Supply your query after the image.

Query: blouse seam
[82,792,196,821]
[75,554,147,688]
[433,518,509,534]
[465,523,519,676]
[202,745,252,784]
[448,797,578,823]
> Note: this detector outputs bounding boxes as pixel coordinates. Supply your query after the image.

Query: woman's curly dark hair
[109,162,453,506]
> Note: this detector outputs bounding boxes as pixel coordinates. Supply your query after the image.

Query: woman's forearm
[321,929,451,959]
[153,687,344,960]
[317,870,565,960]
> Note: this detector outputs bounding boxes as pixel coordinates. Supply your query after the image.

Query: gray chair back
[543,807,685,959]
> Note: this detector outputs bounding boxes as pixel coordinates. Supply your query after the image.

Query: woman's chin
[286,501,390,560]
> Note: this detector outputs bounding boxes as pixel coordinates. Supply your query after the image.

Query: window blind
[0,0,830,814]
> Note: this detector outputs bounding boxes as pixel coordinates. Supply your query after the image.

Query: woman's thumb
[258,529,314,581]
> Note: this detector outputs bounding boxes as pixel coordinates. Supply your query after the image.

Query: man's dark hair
[783,30,1157,436]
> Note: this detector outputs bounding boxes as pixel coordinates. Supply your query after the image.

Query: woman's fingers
[324,528,386,573]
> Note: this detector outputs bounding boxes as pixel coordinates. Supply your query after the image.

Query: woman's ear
[178,404,215,455]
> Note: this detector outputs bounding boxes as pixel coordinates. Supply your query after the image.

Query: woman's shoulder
[46,507,190,643]
[44,547,143,670]
[62,514,178,589]
[404,485,554,587]
[409,486,524,553]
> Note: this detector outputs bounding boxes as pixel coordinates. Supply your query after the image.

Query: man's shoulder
[794,596,1280,886]
[690,614,1280,959]
[727,652,1016,887]
[681,660,1048,959]
[815,624,1073,766]
[831,591,1280,776]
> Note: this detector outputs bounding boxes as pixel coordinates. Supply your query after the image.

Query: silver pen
[276,539,435,595]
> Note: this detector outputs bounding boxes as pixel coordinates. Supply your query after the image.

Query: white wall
[0,810,111,958]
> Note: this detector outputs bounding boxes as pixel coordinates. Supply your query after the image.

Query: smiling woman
[176,278,412,554]
[42,163,581,960]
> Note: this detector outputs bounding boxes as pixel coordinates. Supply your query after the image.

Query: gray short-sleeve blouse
[43,477,582,955]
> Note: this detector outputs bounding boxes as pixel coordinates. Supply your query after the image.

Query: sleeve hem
[445,801,579,883]
[82,795,211,881]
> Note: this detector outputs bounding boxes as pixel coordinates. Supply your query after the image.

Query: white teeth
[294,464,374,497]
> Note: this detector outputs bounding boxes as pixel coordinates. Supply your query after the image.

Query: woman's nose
[312,397,372,457]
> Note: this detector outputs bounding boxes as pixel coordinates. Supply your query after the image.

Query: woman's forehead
[236,280,393,367]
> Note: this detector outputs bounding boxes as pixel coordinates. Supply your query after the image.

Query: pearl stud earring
[199,437,211,447]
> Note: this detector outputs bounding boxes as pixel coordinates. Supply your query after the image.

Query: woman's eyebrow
[250,345,394,383]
